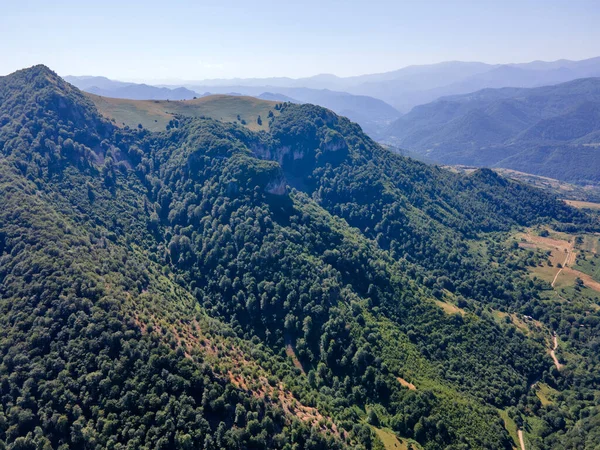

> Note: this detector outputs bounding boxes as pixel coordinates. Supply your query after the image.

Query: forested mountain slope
[380,78,600,184]
[0,65,599,449]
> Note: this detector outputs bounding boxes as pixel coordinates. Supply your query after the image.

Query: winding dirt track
[516,336,562,449]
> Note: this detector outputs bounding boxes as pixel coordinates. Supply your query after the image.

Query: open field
[285,338,305,374]
[564,200,600,210]
[577,234,600,253]
[434,299,466,316]
[562,267,600,293]
[498,409,520,450]
[87,93,281,132]
[491,310,542,335]
[516,230,574,284]
[517,228,600,315]
[493,169,600,202]
[517,229,600,294]
[372,426,415,450]
[575,252,600,282]
[534,382,557,406]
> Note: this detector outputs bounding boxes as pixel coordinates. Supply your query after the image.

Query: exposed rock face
[321,129,348,154]
[251,144,311,169]
[251,144,292,166]
[246,147,288,195]
[266,175,287,195]
[292,148,305,160]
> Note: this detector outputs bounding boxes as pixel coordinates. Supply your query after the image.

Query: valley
[380,78,600,185]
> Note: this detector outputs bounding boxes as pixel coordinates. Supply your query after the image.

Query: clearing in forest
[434,299,466,316]
[564,200,600,210]
[372,426,415,450]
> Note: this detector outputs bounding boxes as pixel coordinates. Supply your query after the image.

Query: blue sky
[1,0,599,81]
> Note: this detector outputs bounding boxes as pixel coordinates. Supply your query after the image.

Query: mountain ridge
[66,75,400,136]
[380,77,600,184]
[132,56,600,112]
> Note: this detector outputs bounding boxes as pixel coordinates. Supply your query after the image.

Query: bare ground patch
[397,377,416,390]
[434,299,466,316]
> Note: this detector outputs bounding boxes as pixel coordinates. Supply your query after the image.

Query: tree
[367,409,379,426]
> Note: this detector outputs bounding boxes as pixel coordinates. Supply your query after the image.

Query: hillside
[1,65,600,449]
[449,166,600,203]
[166,85,402,136]
[373,60,600,112]
[380,78,600,184]
[87,93,281,132]
[67,76,400,136]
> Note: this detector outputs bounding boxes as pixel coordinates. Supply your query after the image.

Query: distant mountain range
[190,85,401,135]
[257,92,300,103]
[65,76,402,135]
[349,57,600,112]
[379,77,600,184]
[157,57,600,112]
[65,57,600,185]
[64,76,198,101]
[67,56,600,109]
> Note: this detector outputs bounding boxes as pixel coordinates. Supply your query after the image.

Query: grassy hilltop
[89,93,281,132]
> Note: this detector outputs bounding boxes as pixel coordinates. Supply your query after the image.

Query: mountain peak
[7,64,60,83]
[0,65,113,163]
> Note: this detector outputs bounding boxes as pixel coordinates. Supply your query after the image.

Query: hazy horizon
[1,0,599,82]
[61,55,600,85]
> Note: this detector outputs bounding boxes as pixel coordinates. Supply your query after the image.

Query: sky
[1,0,599,82]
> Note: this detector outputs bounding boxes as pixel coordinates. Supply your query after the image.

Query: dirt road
[517,429,526,450]
[550,334,562,370]
[551,247,573,287]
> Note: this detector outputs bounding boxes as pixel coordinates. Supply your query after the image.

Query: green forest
[0,65,599,449]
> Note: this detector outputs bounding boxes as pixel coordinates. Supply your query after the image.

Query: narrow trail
[551,246,573,288]
[516,337,562,448]
[550,334,562,370]
[517,429,526,450]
